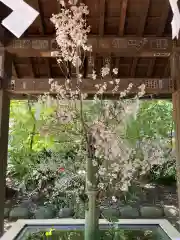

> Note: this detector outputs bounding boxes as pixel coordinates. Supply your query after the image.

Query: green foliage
[149,159,176,184]
[126,100,173,143]
[8,99,175,195]
[125,100,175,184]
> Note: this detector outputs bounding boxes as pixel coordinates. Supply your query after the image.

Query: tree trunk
[85,157,99,240]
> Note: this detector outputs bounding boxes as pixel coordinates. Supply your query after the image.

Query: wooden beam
[138,0,150,36]
[8,78,172,95]
[0,50,12,237]
[99,0,105,36]
[8,91,172,100]
[6,37,172,57]
[119,0,128,36]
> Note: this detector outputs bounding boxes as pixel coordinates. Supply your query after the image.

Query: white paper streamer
[0,0,39,38]
[169,0,180,39]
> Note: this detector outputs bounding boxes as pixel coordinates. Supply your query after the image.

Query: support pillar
[173,91,180,218]
[0,50,12,236]
[171,46,180,218]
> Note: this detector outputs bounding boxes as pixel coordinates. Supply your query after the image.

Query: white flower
[98,183,104,189]
[48,78,54,84]
[78,170,86,175]
[115,79,120,84]
[50,2,91,67]
[51,51,59,57]
[101,66,110,77]
[112,196,117,202]
[92,159,98,166]
[128,83,133,89]
[112,68,118,75]
[138,84,146,97]
[68,0,78,4]
[59,0,65,7]
[92,70,97,80]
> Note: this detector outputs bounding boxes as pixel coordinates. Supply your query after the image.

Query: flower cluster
[51,0,92,66]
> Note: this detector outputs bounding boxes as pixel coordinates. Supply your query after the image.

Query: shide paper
[169,0,180,39]
[0,0,39,38]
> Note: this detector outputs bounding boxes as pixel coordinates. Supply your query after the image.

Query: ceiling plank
[99,0,106,36]
[137,0,150,36]
[119,0,128,36]
[6,37,172,57]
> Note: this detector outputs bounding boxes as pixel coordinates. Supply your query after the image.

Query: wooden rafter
[6,37,172,57]
[119,0,128,36]
[37,0,46,34]
[157,0,170,36]
[99,0,105,36]
[137,0,150,36]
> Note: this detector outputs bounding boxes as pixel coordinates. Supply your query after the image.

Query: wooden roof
[0,0,177,98]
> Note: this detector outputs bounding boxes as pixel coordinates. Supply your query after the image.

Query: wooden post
[173,91,180,218]
[171,46,180,218]
[0,50,12,236]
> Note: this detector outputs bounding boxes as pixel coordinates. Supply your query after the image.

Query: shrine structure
[0,0,179,236]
